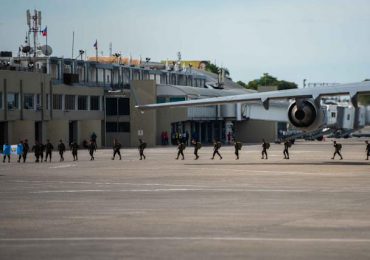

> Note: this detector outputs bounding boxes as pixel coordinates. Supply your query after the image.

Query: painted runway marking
[1,237,370,243]
[12,180,210,188]
[49,164,76,169]
[29,188,370,194]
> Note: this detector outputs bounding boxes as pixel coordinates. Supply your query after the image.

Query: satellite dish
[22,45,31,53]
[40,45,52,56]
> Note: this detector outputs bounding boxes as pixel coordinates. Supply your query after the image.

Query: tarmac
[1,139,370,259]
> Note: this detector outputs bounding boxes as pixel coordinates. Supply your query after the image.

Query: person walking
[192,139,201,160]
[366,141,370,160]
[112,139,122,160]
[45,139,54,162]
[176,141,185,160]
[22,139,29,163]
[2,142,11,163]
[283,140,291,159]
[261,139,269,160]
[16,140,24,163]
[331,141,343,160]
[89,140,97,161]
[233,139,242,160]
[211,139,222,160]
[138,139,146,160]
[70,141,78,161]
[39,142,45,163]
[58,140,66,162]
[32,140,41,163]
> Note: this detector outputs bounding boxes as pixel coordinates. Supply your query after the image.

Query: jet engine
[287,99,325,132]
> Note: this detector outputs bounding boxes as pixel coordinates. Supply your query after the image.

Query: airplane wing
[136,81,370,110]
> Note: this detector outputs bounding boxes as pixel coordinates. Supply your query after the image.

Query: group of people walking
[2,139,370,163]
[1,138,147,163]
[175,139,370,161]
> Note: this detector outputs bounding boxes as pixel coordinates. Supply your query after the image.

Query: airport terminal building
[0,55,282,148]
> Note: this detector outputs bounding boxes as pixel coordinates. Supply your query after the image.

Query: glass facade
[23,94,34,109]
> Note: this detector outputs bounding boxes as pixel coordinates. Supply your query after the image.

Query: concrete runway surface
[1,139,370,259]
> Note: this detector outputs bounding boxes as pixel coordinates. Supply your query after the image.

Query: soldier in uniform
[112,139,122,160]
[70,141,78,161]
[261,139,269,160]
[233,139,242,160]
[89,140,97,161]
[283,140,291,159]
[32,140,41,163]
[331,141,343,160]
[138,139,146,160]
[176,141,185,160]
[365,141,370,160]
[39,142,45,163]
[211,139,222,160]
[45,139,54,162]
[58,140,66,162]
[22,139,29,163]
[192,139,201,160]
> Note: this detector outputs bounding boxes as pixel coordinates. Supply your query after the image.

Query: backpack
[196,142,202,149]
[236,142,242,150]
[141,142,147,149]
[181,143,186,150]
[337,143,342,150]
[216,142,222,149]
[266,143,270,149]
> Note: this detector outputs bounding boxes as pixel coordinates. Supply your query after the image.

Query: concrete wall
[46,120,69,146]
[7,120,35,145]
[130,80,157,147]
[235,120,277,143]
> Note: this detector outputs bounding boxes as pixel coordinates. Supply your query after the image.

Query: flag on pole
[41,26,47,37]
[93,40,98,50]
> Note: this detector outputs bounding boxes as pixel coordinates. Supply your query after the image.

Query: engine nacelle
[288,99,325,132]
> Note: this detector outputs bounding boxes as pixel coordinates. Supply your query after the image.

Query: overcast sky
[1,0,369,86]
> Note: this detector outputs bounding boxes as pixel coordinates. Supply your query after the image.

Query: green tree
[238,73,297,91]
[205,62,230,77]
[236,81,247,88]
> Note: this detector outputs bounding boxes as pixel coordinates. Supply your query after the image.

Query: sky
[1,0,370,87]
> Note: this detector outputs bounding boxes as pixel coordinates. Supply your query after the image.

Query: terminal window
[53,94,63,110]
[65,95,75,110]
[118,122,130,132]
[23,94,34,109]
[118,98,130,115]
[106,98,117,116]
[157,97,166,103]
[170,97,185,102]
[90,96,100,110]
[106,122,118,132]
[106,122,130,133]
[7,93,19,110]
[78,96,88,110]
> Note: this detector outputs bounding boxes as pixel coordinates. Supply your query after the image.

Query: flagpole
[95,40,98,62]
[72,31,75,59]
[46,28,48,55]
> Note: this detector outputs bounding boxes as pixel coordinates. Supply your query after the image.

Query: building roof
[157,84,253,99]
